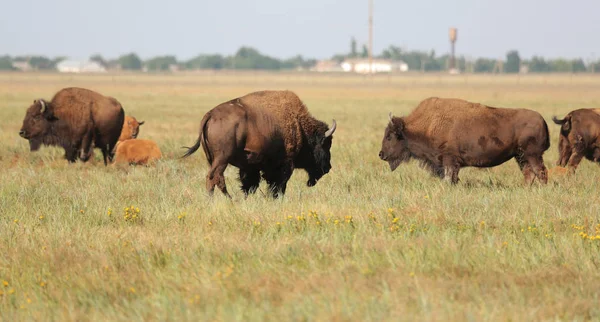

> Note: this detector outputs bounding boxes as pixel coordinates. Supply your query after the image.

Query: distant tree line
[0,42,598,73]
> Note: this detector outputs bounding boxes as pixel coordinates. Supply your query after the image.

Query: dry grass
[1,72,600,321]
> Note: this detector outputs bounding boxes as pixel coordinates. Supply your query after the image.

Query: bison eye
[387,135,392,141]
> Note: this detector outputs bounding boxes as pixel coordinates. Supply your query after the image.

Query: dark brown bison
[182,90,336,198]
[379,97,550,184]
[19,87,125,165]
[552,108,600,171]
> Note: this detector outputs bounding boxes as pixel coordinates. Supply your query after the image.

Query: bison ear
[138,121,145,126]
[390,117,405,134]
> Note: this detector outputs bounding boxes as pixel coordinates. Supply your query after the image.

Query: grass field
[1,72,600,321]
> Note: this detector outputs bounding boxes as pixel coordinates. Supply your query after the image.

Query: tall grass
[1,72,600,321]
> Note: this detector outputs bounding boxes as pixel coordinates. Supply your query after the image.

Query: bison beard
[182,91,336,198]
[380,97,550,185]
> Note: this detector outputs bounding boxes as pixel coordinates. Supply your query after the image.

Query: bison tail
[552,114,571,133]
[542,119,551,151]
[552,116,566,125]
[181,140,201,159]
[181,112,213,164]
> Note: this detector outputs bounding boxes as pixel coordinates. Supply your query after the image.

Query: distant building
[341,59,408,74]
[56,60,106,73]
[12,61,33,72]
[311,60,344,72]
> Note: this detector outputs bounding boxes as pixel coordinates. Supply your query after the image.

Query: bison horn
[388,112,393,124]
[39,100,46,113]
[138,121,145,126]
[325,119,337,137]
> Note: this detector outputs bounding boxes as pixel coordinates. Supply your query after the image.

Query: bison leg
[64,146,78,163]
[100,148,110,166]
[567,152,585,173]
[239,168,261,196]
[442,157,460,184]
[557,135,572,167]
[79,132,94,162]
[263,162,294,198]
[516,156,535,185]
[527,155,548,184]
[567,135,586,173]
[206,159,232,198]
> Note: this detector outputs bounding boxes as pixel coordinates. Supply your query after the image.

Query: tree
[145,56,177,71]
[527,56,550,73]
[186,54,225,70]
[549,59,571,73]
[90,54,108,68]
[331,54,347,63]
[0,56,14,70]
[27,56,55,70]
[571,59,586,73]
[281,55,316,70]
[350,37,358,58]
[505,50,521,73]
[229,47,281,70]
[118,53,142,70]
[473,58,496,73]
[361,45,369,58]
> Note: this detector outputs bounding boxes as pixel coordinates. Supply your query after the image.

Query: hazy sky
[1,0,598,60]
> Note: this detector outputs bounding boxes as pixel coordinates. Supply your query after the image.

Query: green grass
[1,72,600,321]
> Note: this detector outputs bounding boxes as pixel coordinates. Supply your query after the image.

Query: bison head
[303,119,336,186]
[128,116,144,139]
[19,99,53,143]
[120,116,144,140]
[380,113,410,171]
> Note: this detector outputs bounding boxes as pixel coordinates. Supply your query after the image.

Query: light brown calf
[114,139,161,165]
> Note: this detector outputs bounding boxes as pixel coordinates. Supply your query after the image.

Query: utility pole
[368,0,373,74]
[449,27,457,72]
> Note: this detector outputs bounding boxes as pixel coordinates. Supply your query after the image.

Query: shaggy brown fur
[380,97,550,184]
[114,139,161,165]
[119,115,144,142]
[20,87,125,165]
[182,90,336,198]
[552,108,600,172]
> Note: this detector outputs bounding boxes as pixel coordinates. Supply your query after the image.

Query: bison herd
[17,87,600,198]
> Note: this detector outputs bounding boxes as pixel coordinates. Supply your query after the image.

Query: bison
[182,90,336,198]
[119,115,145,142]
[552,109,600,171]
[114,139,162,165]
[20,87,125,165]
[379,97,550,184]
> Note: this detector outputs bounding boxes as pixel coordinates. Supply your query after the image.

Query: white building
[311,60,344,72]
[12,61,33,71]
[341,59,408,74]
[56,60,106,73]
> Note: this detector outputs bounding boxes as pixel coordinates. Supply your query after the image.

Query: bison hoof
[307,178,317,187]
